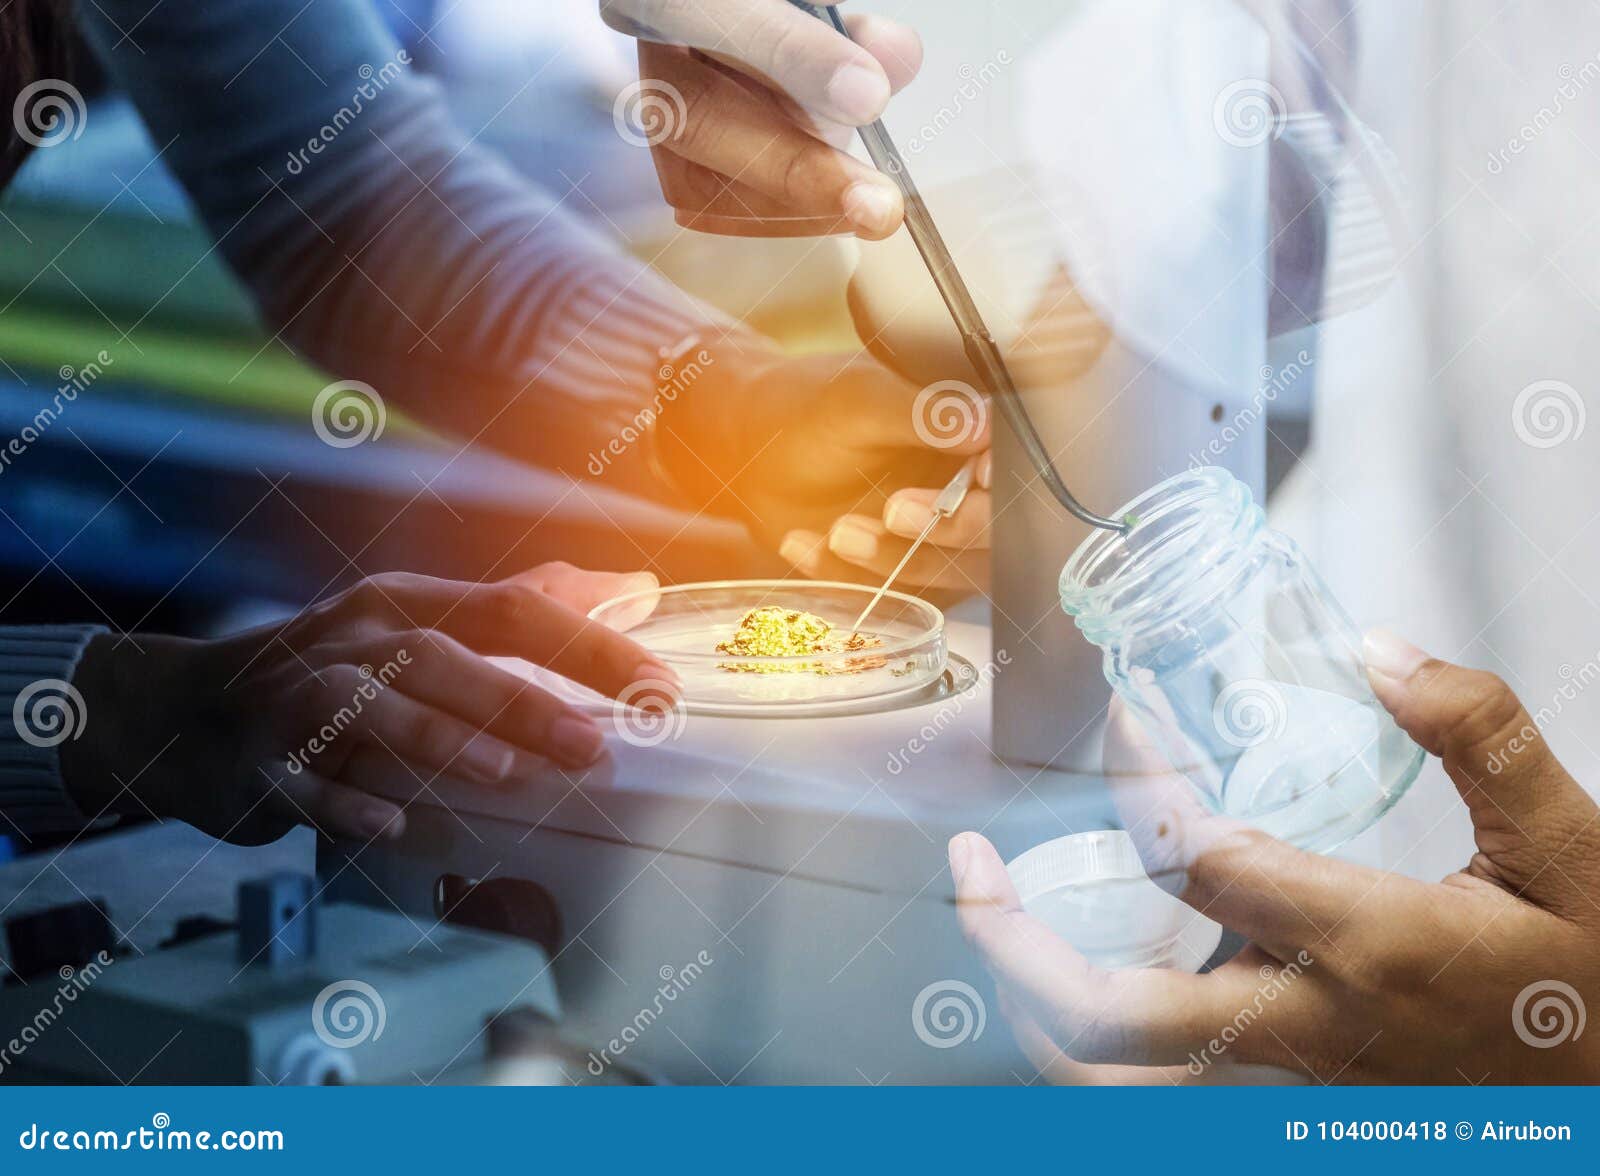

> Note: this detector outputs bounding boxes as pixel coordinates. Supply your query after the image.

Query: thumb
[1362,629,1600,909]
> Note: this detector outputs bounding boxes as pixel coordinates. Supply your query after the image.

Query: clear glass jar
[1059,467,1424,852]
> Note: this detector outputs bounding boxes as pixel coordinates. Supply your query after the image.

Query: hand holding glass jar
[948,633,1600,1084]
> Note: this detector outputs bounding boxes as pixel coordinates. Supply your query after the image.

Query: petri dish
[588,580,948,713]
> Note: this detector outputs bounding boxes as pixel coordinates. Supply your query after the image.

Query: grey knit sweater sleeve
[0,625,105,845]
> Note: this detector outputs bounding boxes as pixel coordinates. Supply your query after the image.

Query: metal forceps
[789,1,1129,536]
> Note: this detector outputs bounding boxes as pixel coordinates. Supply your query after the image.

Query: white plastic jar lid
[1005,831,1222,973]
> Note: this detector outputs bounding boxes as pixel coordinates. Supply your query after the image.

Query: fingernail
[948,834,972,885]
[634,659,682,692]
[885,498,935,536]
[1363,628,1429,681]
[829,522,878,561]
[842,181,899,236]
[623,572,658,595]
[362,803,401,839]
[826,62,889,124]
[977,451,992,489]
[460,735,515,784]
[549,714,605,766]
[780,533,819,567]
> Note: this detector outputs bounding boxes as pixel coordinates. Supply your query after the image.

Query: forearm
[75,0,763,501]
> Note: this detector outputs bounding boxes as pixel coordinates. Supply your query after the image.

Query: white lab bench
[324,618,1133,1084]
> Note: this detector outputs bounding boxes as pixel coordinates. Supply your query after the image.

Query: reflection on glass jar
[1060,467,1425,853]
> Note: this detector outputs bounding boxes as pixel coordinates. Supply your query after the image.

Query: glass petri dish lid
[588,579,948,713]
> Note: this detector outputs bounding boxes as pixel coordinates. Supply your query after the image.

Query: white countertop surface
[357,618,1120,897]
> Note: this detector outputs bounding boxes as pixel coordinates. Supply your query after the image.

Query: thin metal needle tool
[790,2,1129,535]
[850,456,977,632]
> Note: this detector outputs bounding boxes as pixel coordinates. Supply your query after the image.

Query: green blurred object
[0,199,414,431]
[0,195,856,428]
[0,201,260,337]
[0,303,333,415]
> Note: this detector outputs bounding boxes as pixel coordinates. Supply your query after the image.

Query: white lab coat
[1009,0,1595,886]
[1275,1,1600,883]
